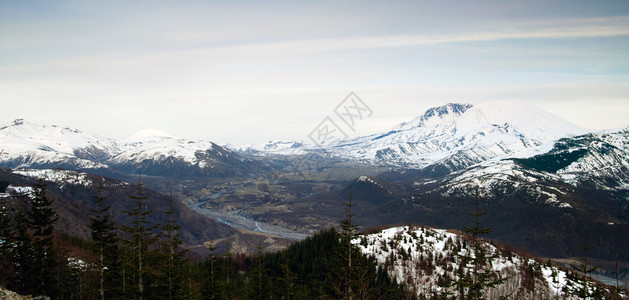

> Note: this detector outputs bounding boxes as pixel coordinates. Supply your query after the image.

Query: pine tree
[11,198,32,294]
[454,188,506,300]
[328,185,371,299]
[160,190,187,300]
[202,243,219,300]
[280,253,297,300]
[0,194,13,289]
[218,250,236,299]
[570,227,599,299]
[249,239,269,300]
[613,262,624,298]
[121,173,160,300]
[89,183,122,300]
[27,179,59,297]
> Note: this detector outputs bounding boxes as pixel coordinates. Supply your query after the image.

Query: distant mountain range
[0,101,602,177]
[0,119,257,179]
[1,102,627,264]
[238,101,590,171]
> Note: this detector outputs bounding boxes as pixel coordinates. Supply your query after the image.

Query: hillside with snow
[425,126,629,200]
[228,140,307,156]
[354,226,622,299]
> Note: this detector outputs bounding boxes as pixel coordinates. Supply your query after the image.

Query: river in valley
[188,198,309,240]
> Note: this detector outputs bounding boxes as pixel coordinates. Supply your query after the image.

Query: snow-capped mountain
[109,134,248,177]
[328,101,588,169]
[0,119,251,178]
[0,119,118,170]
[358,127,629,266]
[228,140,306,156]
[355,226,621,299]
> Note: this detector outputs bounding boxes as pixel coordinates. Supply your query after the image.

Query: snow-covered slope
[0,119,117,170]
[548,127,629,190]
[113,135,219,168]
[329,101,588,169]
[12,168,106,189]
[354,226,619,299]
[228,140,306,156]
[431,126,629,200]
[0,119,248,177]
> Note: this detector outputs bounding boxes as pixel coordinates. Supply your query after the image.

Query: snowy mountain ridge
[0,119,245,177]
[230,101,591,170]
[326,101,589,169]
[227,140,306,156]
[428,126,629,201]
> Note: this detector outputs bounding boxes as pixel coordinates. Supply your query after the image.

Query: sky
[1,0,628,145]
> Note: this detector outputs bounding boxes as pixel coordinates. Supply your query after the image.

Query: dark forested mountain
[0,167,235,247]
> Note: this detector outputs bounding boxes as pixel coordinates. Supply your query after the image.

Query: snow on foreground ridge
[14,169,92,185]
[353,226,615,299]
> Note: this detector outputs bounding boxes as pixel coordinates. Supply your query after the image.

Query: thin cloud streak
[5,16,629,76]
[223,18,629,54]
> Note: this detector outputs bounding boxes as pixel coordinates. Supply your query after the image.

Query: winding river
[188,198,308,240]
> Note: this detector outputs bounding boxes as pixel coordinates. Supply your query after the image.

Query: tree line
[0,177,412,299]
[0,177,625,299]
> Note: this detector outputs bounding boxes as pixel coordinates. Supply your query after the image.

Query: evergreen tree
[280,254,297,300]
[27,179,59,297]
[613,262,625,299]
[89,183,122,300]
[219,250,237,300]
[201,243,219,300]
[569,227,599,299]
[11,199,32,294]
[328,185,374,299]
[160,190,187,300]
[249,239,269,300]
[454,188,506,300]
[121,173,160,300]
[0,194,13,288]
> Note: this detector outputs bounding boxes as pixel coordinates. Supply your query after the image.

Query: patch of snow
[558,202,573,208]
[354,226,597,298]
[2,185,35,198]
[13,169,93,188]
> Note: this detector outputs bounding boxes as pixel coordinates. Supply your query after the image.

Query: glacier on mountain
[326,101,588,169]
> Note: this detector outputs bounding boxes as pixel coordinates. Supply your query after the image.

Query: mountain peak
[331,100,590,169]
[395,103,473,130]
[11,118,25,126]
[129,128,177,140]
[1,119,27,130]
[423,103,472,119]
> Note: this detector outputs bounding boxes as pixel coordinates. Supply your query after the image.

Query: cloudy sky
[1,0,628,144]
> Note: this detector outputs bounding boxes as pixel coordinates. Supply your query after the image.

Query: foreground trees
[2,178,624,299]
[454,189,507,299]
[88,184,121,300]
[0,180,68,298]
